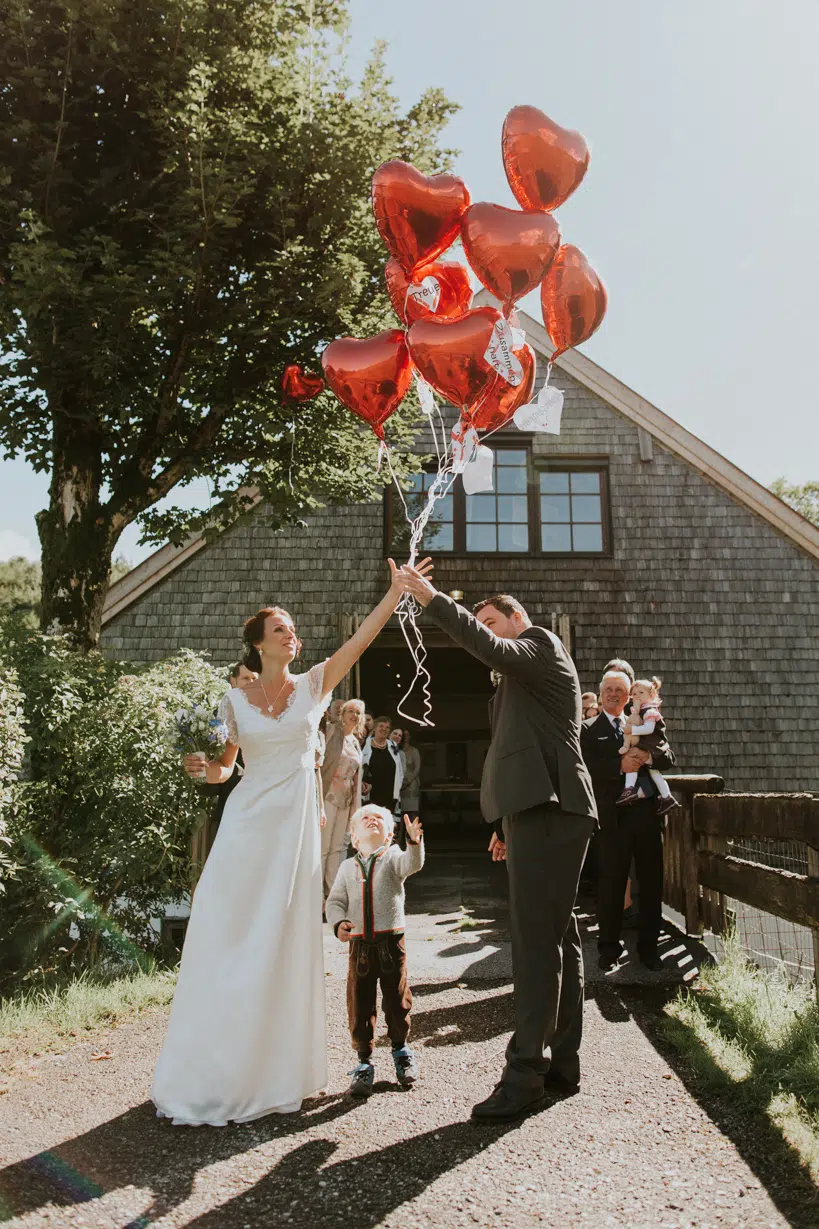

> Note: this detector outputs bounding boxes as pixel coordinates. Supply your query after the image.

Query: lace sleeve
[217,691,239,744]
[306,660,331,712]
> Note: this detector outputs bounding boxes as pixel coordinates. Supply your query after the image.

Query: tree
[0,554,131,619]
[769,479,819,527]
[0,1,456,648]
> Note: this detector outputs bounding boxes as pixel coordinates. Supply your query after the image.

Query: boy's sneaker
[348,1061,374,1098]
[392,1045,419,1086]
[656,795,680,816]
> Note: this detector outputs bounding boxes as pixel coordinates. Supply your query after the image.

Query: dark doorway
[359,642,492,850]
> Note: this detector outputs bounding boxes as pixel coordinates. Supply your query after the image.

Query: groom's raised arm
[425,593,542,680]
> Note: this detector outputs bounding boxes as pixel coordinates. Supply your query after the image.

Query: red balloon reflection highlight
[540,245,607,361]
[281,364,324,402]
[460,202,560,308]
[407,306,504,412]
[372,161,470,274]
[321,330,413,440]
[502,105,590,214]
[468,344,536,433]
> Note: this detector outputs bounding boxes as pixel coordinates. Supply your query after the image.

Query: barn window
[539,468,607,553]
[386,451,610,557]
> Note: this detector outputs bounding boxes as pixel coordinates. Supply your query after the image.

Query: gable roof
[102,299,819,625]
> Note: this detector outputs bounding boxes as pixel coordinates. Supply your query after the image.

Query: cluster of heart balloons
[322,104,607,442]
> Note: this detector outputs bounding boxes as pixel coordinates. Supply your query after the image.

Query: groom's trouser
[502,805,593,1087]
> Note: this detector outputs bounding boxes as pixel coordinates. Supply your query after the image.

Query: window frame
[384,443,612,559]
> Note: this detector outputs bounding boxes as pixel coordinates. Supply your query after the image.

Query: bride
[151,558,431,1126]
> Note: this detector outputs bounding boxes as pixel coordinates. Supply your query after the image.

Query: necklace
[260,675,290,714]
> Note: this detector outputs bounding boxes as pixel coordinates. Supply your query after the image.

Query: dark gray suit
[425,594,597,1087]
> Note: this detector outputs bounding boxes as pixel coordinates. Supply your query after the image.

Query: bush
[0,649,28,887]
[0,619,226,987]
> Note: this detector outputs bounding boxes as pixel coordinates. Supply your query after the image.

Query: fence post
[808,844,819,1005]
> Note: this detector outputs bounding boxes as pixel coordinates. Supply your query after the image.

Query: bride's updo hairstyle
[242,606,301,672]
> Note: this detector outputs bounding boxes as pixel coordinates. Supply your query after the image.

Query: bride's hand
[388,557,434,599]
[398,559,437,608]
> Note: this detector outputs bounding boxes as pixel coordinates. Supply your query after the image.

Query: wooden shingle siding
[102,366,819,794]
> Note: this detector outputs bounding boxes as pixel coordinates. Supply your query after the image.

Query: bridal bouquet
[171,705,228,780]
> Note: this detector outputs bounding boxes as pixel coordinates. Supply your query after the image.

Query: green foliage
[0,0,456,644]
[0,555,131,621]
[770,478,819,526]
[0,556,40,618]
[0,649,28,889]
[0,619,226,986]
[665,932,819,1182]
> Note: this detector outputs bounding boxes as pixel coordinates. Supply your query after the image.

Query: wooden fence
[663,776,819,993]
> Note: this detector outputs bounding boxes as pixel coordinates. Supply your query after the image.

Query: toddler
[616,677,679,816]
[326,804,424,1097]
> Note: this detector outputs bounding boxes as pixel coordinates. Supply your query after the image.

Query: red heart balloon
[281,363,324,402]
[372,161,471,274]
[502,105,590,213]
[469,344,537,433]
[540,245,607,360]
[460,202,561,309]
[321,329,413,439]
[407,306,504,411]
[385,258,473,326]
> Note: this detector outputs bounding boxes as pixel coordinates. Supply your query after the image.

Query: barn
[101,290,819,834]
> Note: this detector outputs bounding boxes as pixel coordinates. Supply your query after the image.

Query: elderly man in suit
[580,670,676,973]
[399,569,596,1122]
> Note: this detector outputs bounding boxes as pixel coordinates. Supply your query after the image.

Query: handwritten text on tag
[484,319,524,387]
[513,384,564,434]
[406,276,441,315]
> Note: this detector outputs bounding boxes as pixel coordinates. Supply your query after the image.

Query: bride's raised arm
[321,557,433,698]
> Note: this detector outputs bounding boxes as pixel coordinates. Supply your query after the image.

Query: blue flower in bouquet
[171,705,228,760]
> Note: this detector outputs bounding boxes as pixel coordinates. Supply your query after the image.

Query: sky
[2,0,818,564]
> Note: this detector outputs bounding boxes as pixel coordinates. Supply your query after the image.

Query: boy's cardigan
[325,840,424,941]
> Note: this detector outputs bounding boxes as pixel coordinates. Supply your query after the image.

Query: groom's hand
[398,559,437,608]
[488,832,507,862]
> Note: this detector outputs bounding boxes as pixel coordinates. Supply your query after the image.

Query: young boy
[325,803,424,1098]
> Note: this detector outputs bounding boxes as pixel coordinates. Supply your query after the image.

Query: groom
[399,568,597,1121]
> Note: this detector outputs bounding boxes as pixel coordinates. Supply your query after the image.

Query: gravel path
[1,855,816,1229]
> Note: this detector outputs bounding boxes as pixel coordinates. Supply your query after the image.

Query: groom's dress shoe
[471,1080,545,1122]
[543,1071,580,1098]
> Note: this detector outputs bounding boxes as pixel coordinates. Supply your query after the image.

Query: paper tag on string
[513,384,564,434]
[484,318,524,386]
[511,326,527,349]
[451,424,479,473]
[406,275,441,315]
[462,444,495,493]
[416,377,436,416]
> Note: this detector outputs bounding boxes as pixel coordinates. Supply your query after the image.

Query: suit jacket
[580,712,675,831]
[425,593,597,824]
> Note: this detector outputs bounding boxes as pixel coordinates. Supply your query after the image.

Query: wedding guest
[399,729,422,821]
[581,692,599,721]
[320,699,365,897]
[362,717,404,812]
[580,670,676,973]
[210,662,258,835]
[326,804,424,1097]
[604,658,634,684]
[360,712,375,747]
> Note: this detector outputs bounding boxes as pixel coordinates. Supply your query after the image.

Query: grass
[664,932,819,1182]
[0,965,177,1069]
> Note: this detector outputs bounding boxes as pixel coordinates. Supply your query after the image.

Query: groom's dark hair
[473,594,528,620]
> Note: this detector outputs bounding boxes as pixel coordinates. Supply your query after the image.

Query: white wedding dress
[152,663,330,1126]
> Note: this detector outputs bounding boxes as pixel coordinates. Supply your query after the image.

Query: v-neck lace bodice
[217,663,329,779]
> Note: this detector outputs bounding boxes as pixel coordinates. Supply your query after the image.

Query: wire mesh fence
[724,835,815,981]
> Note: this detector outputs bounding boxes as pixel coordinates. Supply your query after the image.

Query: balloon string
[382,439,457,727]
[472,360,554,448]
